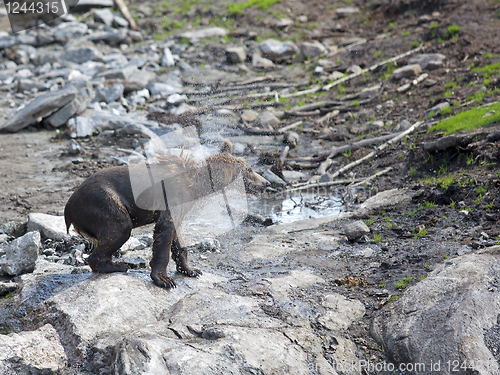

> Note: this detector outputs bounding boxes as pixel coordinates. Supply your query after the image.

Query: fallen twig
[351,167,393,187]
[115,0,137,30]
[285,177,366,193]
[322,44,423,91]
[327,121,423,179]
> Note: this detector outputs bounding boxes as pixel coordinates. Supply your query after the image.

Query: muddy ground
[1,0,500,372]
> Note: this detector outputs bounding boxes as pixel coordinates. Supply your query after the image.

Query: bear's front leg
[172,233,202,278]
[150,214,177,288]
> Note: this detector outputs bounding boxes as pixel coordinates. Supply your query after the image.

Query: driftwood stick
[322,44,423,91]
[327,132,401,159]
[328,121,423,179]
[285,177,365,193]
[280,146,290,164]
[278,121,303,134]
[284,110,321,118]
[115,0,137,30]
[351,167,393,187]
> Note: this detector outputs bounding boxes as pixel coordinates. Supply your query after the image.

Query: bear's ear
[219,139,233,154]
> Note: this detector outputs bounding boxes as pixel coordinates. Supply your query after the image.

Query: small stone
[146,82,179,97]
[196,238,221,252]
[94,8,114,26]
[283,131,299,148]
[161,46,175,66]
[178,27,228,42]
[262,169,286,188]
[408,53,446,70]
[113,15,129,28]
[425,102,450,118]
[68,139,81,155]
[392,64,423,80]
[259,39,298,63]
[68,117,95,138]
[328,71,344,81]
[299,41,326,61]
[0,231,40,276]
[360,85,381,99]
[256,110,280,129]
[344,220,370,241]
[274,18,294,29]
[105,83,125,103]
[166,93,187,104]
[241,109,258,122]
[226,47,246,64]
[297,15,308,23]
[347,64,363,74]
[423,79,437,87]
[64,47,102,64]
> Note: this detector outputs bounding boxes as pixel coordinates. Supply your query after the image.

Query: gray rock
[178,27,228,42]
[283,131,299,148]
[63,47,102,64]
[113,15,129,28]
[256,110,280,129]
[226,47,246,64]
[68,139,81,155]
[317,294,365,330]
[394,119,412,132]
[197,238,221,252]
[0,35,17,49]
[252,54,275,68]
[262,169,285,188]
[355,189,416,216]
[27,213,76,240]
[408,53,446,70]
[259,39,298,62]
[16,34,37,46]
[359,84,381,99]
[241,109,258,122]
[88,29,128,45]
[161,46,175,66]
[425,101,450,118]
[146,82,179,97]
[94,8,114,26]
[17,79,47,93]
[99,65,142,81]
[372,246,500,374]
[169,102,197,115]
[0,86,78,132]
[0,231,40,276]
[68,116,95,138]
[52,23,88,43]
[344,220,370,241]
[166,93,187,104]
[105,83,125,103]
[0,324,67,374]
[299,41,326,61]
[392,64,423,80]
[46,83,94,128]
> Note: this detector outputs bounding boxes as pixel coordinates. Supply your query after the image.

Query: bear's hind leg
[87,222,132,273]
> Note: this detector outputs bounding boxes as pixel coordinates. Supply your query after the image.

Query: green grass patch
[396,276,413,290]
[471,62,500,79]
[429,102,500,135]
[227,0,282,15]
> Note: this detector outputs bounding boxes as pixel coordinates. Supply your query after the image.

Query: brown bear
[64,140,269,288]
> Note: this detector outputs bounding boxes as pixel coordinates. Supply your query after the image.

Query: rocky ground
[1,0,500,374]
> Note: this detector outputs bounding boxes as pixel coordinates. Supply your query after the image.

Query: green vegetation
[381,61,397,79]
[402,31,410,37]
[444,24,460,40]
[365,217,375,227]
[227,0,282,15]
[396,276,413,290]
[417,275,427,282]
[429,102,500,135]
[373,233,382,243]
[425,201,437,208]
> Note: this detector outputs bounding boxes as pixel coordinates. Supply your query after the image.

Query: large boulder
[0,86,78,132]
[27,213,76,240]
[371,246,500,374]
[0,231,40,276]
[0,324,67,374]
